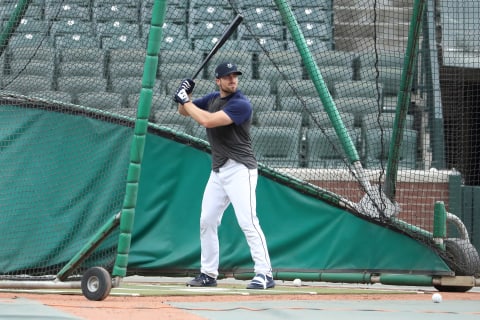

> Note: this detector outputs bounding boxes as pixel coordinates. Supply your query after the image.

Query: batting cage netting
[0,0,479,291]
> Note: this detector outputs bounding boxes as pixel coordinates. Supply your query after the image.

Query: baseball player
[173,62,274,290]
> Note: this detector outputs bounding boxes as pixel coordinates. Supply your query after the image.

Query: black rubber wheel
[81,267,112,301]
[434,238,480,292]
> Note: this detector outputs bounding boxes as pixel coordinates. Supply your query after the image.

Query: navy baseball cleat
[246,274,275,289]
[186,273,217,287]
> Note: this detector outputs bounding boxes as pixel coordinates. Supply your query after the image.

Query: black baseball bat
[191,14,244,80]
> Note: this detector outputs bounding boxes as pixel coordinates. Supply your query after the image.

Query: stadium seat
[30,90,73,104]
[249,95,277,123]
[160,36,191,51]
[333,97,381,128]
[305,128,358,168]
[159,49,202,65]
[7,45,55,64]
[142,23,187,40]
[8,60,55,79]
[239,0,276,7]
[108,61,146,78]
[93,4,139,22]
[278,96,312,126]
[291,0,331,8]
[251,126,302,167]
[60,47,106,63]
[363,128,418,169]
[188,21,231,39]
[58,61,105,77]
[288,38,331,52]
[8,34,54,48]
[333,80,384,103]
[110,77,164,106]
[153,109,196,134]
[276,79,319,100]
[309,111,356,129]
[293,7,330,23]
[255,110,303,131]
[101,35,146,50]
[158,63,199,81]
[77,92,124,109]
[258,65,304,93]
[56,76,108,100]
[2,75,53,94]
[96,21,140,38]
[127,93,175,111]
[141,4,187,24]
[45,3,90,20]
[16,19,48,35]
[238,79,271,96]
[242,7,281,23]
[287,22,330,40]
[239,22,284,40]
[50,19,94,38]
[54,34,100,48]
[189,6,233,23]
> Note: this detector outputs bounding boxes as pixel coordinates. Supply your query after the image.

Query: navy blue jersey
[193,90,257,170]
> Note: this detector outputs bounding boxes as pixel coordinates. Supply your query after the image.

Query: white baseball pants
[200,159,272,279]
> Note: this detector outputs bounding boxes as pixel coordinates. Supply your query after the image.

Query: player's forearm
[182,101,213,127]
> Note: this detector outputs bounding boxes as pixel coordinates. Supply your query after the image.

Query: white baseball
[293,278,302,287]
[432,292,442,303]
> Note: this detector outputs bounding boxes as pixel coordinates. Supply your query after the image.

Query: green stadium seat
[258,65,304,93]
[333,80,384,103]
[276,79,318,100]
[251,126,302,167]
[50,19,94,37]
[101,35,146,49]
[109,61,146,78]
[249,95,277,123]
[287,38,331,52]
[293,7,330,23]
[45,3,90,20]
[30,90,73,104]
[56,76,107,99]
[7,45,55,64]
[158,63,198,81]
[237,79,271,96]
[142,23,186,40]
[242,7,281,23]
[58,61,105,77]
[93,4,139,23]
[127,93,175,111]
[77,92,124,109]
[289,22,330,40]
[160,36,191,51]
[239,22,285,40]
[189,6,233,23]
[141,4,187,24]
[8,60,55,79]
[110,77,164,106]
[159,49,202,65]
[153,109,196,134]
[291,0,331,8]
[333,97,381,128]
[96,21,140,38]
[60,47,106,63]
[363,128,418,169]
[8,34,53,48]
[309,111,356,129]
[54,34,100,48]
[239,0,276,7]
[16,19,48,34]
[255,110,303,131]
[305,127,358,169]
[3,75,53,94]
[188,21,231,39]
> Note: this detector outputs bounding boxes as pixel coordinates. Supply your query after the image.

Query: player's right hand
[174,88,190,105]
[180,78,195,94]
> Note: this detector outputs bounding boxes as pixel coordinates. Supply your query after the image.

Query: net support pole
[384,0,426,200]
[275,0,399,218]
[111,0,167,278]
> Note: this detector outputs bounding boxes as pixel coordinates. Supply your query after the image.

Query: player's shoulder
[231,90,251,106]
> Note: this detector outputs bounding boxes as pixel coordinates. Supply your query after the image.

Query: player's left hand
[174,88,190,105]
[180,78,195,94]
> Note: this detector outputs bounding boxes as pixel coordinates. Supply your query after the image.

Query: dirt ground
[1,290,479,320]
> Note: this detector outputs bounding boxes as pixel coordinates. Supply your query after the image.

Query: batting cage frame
[0,0,478,300]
